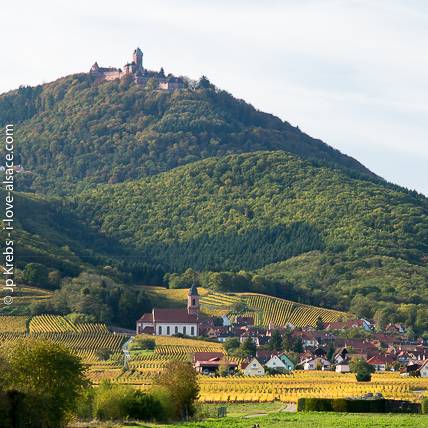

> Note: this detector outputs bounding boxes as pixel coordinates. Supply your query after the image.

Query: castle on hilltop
[90,47,185,91]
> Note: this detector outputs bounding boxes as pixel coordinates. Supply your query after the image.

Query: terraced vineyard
[0,286,53,313]
[29,314,110,334]
[240,293,349,327]
[0,315,30,333]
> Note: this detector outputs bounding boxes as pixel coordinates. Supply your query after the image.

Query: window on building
[192,299,196,306]
[191,327,195,335]
[167,326,170,335]
[159,326,162,335]
[183,327,186,335]
[175,326,178,333]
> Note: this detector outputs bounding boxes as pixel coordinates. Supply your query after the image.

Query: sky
[1,0,427,196]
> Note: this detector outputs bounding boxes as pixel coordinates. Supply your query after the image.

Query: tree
[326,341,335,362]
[153,361,199,420]
[282,328,294,352]
[146,77,160,91]
[348,357,375,382]
[293,336,304,353]
[240,336,257,358]
[223,337,240,353]
[0,337,89,427]
[196,75,212,89]
[316,316,324,331]
[22,263,50,289]
[268,328,282,351]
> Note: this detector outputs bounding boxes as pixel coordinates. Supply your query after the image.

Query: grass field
[70,409,428,428]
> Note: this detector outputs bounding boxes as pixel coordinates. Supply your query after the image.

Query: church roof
[188,283,199,296]
[134,47,143,55]
[153,308,198,323]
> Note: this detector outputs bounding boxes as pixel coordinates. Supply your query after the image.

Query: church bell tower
[188,281,200,317]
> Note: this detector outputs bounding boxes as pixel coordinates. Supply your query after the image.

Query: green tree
[146,77,160,91]
[268,328,283,351]
[315,316,324,331]
[0,337,88,428]
[293,336,304,353]
[240,336,257,358]
[282,329,294,352]
[153,361,199,420]
[22,263,50,289]
[348,357,375,382]
[196,75,212,89]
[223,337,240,353]
[326,341,335,362]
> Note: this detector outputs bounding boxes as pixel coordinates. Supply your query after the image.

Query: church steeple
[187,280,199,317]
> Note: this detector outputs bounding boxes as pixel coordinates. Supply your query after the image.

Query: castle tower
[133,47,143,71]
[188,281,199,317]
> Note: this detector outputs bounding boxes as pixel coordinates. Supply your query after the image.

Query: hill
[0,74,373,196]
[0,75,427,333]
[67,151,428,330]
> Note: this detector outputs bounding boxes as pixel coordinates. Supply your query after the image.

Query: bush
[331,398,347,412]
[422,397,428,414]
[304,398,333,412]
[297,398,306,412]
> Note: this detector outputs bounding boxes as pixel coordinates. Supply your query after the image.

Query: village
[135,284,428,378]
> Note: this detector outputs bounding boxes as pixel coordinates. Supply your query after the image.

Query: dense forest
[1,74,427,333]
[0,73,372,196]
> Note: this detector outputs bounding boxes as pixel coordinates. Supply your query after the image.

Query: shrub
[297,398,306,412]
[304,398,333,412]
[422,397,428,414]
[331,398,347,412]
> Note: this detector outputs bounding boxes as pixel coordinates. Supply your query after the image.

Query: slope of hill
[1,74,427,333]
[0,74,373,196]
[66,151,428,329]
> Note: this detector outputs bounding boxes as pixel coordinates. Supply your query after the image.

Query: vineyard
[240,293,349,327]
[0,286,53,313]
[196,371,428,404]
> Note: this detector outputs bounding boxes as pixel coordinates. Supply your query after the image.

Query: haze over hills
[1,73,427,333]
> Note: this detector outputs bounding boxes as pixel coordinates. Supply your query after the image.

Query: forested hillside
[67,151,428,331]
[1,74,427,333]
[0,73,372,196]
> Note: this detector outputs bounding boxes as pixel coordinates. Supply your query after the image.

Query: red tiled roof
[193,352,225,363]
[137,313,153,323]
[153,308,198,323]
[366,356,386,364]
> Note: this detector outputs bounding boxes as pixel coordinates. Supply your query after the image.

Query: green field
[71,410,427,427]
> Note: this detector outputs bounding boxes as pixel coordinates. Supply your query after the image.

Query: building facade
[136,284,200,336]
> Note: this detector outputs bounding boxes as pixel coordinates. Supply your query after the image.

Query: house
[302,357,331,371]
[385,324,407,334]
[293,331,318,347]
[242,357,265,376]
[217,331,238,342]
[325,319,372,332]
[366,356,386,371]
[419,359,428,378]
[335,358,350,373]
[136,283,199,336]
[193,352,238,375]
[264,355,288,372]
[221,314,232,326]
[235,316,254,326]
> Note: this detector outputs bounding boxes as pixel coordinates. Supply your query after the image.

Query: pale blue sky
[1,0,427,196]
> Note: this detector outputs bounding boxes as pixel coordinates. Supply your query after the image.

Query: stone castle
[90,47,185,90]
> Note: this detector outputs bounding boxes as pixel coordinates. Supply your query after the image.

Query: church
[90,47,185,91]
[136,283,200,336]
